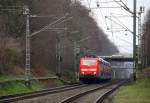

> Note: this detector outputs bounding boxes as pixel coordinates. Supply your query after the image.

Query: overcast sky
[79,0,150,55]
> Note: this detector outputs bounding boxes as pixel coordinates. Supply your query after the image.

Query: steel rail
[59,81,120,103]
[0,83,86,102]
[93,80,128,103]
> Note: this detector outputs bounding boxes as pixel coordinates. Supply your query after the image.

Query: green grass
[0,81,42,96]
[54,79,64,86]
[113,78,150,103]
[0,75,18,81]
[0,74,65,96]
[0,75,42,96]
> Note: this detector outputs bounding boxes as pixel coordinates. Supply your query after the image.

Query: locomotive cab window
[81,60,97,65]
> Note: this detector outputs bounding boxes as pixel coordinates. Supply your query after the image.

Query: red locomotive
[79,57,111,82]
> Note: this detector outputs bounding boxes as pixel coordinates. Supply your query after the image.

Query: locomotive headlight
[90,68,96,71]
[81,68,88,71]
[94,72,96,74]
[82,72,85,74]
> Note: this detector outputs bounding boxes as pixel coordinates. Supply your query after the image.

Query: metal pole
[138,12,141,70]
[133,0,137,80]
[56,33,61,77]
[74,41,77,81]
[58,37,61,76]
[137,6,145,71]
[24,6,31,86]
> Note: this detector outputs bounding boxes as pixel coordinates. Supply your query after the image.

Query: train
[79,57,112,83]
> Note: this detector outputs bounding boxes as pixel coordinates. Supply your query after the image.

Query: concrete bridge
[100,56,134,79]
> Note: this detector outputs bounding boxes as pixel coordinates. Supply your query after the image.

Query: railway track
[0,83,86,103]
[0,80,128,103]
[59,80,127,103]
[93,82,123,103]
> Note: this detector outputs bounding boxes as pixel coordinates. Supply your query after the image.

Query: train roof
[80,57,110,66]
[80,57,98,59]
[98,57,110,64]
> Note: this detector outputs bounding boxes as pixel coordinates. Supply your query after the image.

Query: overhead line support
[23,5,31,86]
[133,0,137,81]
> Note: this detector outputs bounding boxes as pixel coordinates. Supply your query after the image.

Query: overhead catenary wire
[115,35,132,45]
[62,35,93,49]
[96,0,109,29]
[107,34,132,45]
[80,0,135,55]
[113,0,133,14]
[0,6,27,13]
[91,6,121,9]
[0,6,23,8]
[0,7,22,12]
[105,0,111,30]
[106,29,127,32]
[110,13,133,33]
[110,12,132,17]
[30,13,71,37]
[106,16,133,34]
[116,45,132,47]
[0,9,22,11]
[119,46,132,53]
[52,17,73,27]
[96,0,120,4]
[87,0,92,11]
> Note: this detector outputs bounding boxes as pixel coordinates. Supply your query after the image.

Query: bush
[0,38,23,74]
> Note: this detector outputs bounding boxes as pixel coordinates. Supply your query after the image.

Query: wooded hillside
[0,0,119,80]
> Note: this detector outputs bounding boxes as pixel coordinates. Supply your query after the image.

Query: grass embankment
[0,81,42,96]
[0,75,65,96]
[0,75,42,96]
[113,78,150,103]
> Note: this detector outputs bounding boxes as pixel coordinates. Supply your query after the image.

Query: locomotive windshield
[82,60,97,65]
